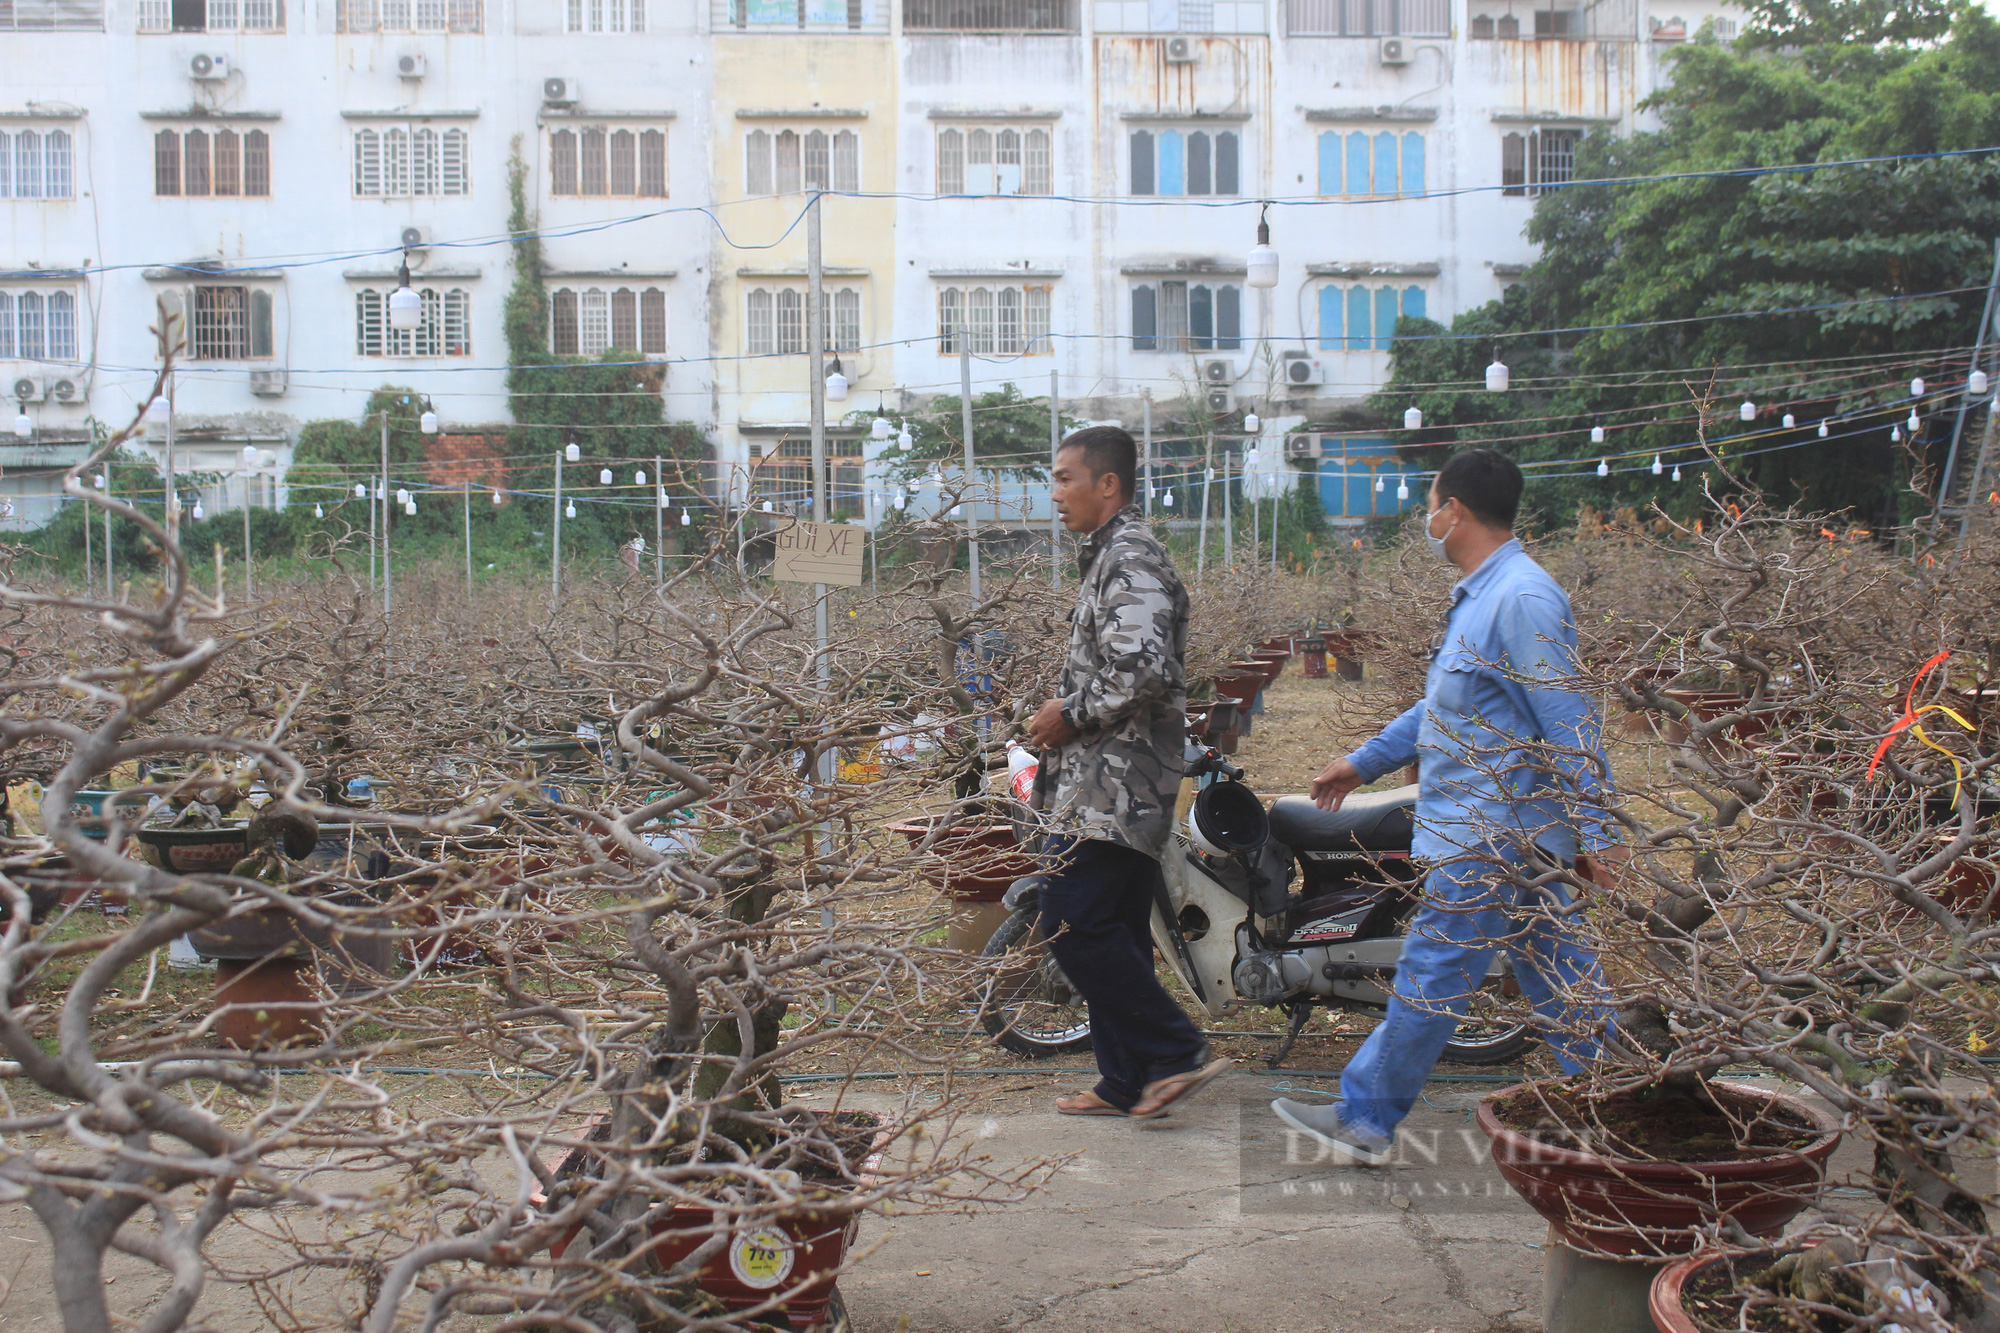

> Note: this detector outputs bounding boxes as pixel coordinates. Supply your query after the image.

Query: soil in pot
[1660,1248,1848,1333]
[1491,1080,1823,1162]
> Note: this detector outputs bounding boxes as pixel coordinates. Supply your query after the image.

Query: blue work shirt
[1346,540,1615,863]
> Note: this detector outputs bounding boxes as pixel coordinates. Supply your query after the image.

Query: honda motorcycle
[977,748,1531,1068]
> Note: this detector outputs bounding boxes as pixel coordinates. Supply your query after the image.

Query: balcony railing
[1287,0,1445,35]
[1,0,103,28]
[337,0,482,31]
[904,0,1076,32]
[713,0,888,30]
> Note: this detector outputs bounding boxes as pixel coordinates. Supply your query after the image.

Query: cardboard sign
[771,517,865,587]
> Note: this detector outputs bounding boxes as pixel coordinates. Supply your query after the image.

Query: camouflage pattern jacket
[1045,503,1190,860]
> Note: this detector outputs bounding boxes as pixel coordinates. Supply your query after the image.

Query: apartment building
[0,0,1739,526]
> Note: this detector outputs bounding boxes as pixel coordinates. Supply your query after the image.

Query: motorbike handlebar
[1188,748,1245,783]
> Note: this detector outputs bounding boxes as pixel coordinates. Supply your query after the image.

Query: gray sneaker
[1270,1097,1393,1165]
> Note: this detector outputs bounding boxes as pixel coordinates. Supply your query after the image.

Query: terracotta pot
[1649,1246,1798,1333]
[1248,650,1289,683]
[1212,673,1262,706]
[134,823,250,874]
[1257,636,1294,655]
[1475,1083,1841,1257]
[1207,700,1242,755]
[888,819,1037,903]
[1231,657,1282,688]
[213,956,321,1048]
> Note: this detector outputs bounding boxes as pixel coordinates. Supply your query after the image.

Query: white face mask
[1424,504,1458,563]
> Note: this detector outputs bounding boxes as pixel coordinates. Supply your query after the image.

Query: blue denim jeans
[1338,850,1608,1139]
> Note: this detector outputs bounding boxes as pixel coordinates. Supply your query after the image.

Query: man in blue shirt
[1272,449,1620,1164]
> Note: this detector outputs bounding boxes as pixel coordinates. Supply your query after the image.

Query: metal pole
[1249,444,1258,568]
[1273,465,1282,571]
[380,411,392,618]
[1142,392,1153,519]
[1049,368,1061,588]
[463,478,472,588]
[552,450,564,609]
[806,192,835,935]
[82,473,92,595]
[164,375,176,546]
[960,336,980,603]
[242,471,252,603]
[1941,238,2000,514]
[1197,434,1211,580]
[369,470,377,588]
[1222,440,1233,569]
[103,460,113,597]
[653,453,664,586]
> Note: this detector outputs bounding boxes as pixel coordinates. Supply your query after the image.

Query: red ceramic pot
[1212,673,1262,707]
[1247,650,1290,683]
[1300,637,1328,679]
[213,956,321,1048]
[1649,1246,1802,1333]
[1475,1083,1841,1257]
[889,819,1037,903]
[1258,636,1294,655]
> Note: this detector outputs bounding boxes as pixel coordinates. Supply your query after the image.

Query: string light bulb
[191,500,204,519]
[314,503,324,518]
[12,408,29,439]
[1782,413,1795,428]
[1404,405,1423,430]
[1651,455,1662,475]
[1485,355,1508,393]
[94,473,105,489]
[492,488,504,506]
[1891,425,1903,442]
[146,396,170,423]
[657,487,669,509]
[1374,474,1385,493]
[1911,376,1926,398]
[242,444,258,463]
[824,359,849,402]
[1396,475,1409,500]
[1672,463,1682,482]
[897,423,914,450]
[404,499,416,516]
[1596,459,1610,477]
[565,442,580,462]
[1907,410,1920,432]
[1246,205,1279,289]
[1163,489,1175,507]
[598,468,613,485]
[396,488,410,505]
[871,411,892,441]
[1590,425,1604,444]
[761,500,773,512]
[419,410,438,434]
[566,500,578,518]
[1739,400,1756,422]
[355,483,368,497]
[681,508,692,525]
[387,256,422,331]
[893,491,907,510]
[634,468,646,485]
[1969,369,1989,396]
[1817,421,1829,438]
[1244,411,1261,433]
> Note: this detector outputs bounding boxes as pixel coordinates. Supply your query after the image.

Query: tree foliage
[873,383,1082,485]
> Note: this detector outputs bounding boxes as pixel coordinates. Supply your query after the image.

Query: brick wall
[424,432,512,498]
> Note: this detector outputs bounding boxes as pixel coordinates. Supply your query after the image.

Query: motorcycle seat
[1267,786,1416,852]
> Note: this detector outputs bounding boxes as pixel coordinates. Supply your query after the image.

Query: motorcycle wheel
[977,907,1094,1058]
[1438,1021,1533,1065]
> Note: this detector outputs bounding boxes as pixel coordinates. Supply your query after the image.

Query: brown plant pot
[889,819,1037,903]
[1300,637,1328,679]
[213,956,322,1048]
[1212,673,1262,707]
[1648,1246,1800,1333]
[134,823,251,874]
[1474,1083,1841,1258]
[1184,702,1214,740]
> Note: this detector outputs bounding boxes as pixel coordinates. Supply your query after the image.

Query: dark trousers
[1039,837,1207,1110]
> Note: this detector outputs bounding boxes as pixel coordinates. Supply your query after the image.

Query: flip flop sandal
[1055,1091,1162,1118]
[1132,1056,1233,1118]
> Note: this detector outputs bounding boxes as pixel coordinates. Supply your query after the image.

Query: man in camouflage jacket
[1026,426,1228,1119]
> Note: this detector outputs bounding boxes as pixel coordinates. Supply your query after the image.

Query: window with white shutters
[744,285,861,355]
[744,126,858,195]
[0,289,80,360]
[934,283,1052,354]
[355,287,470,357]
[0,128,75,199]
[353,125,468,197]
[934,124,1052,197]
[1129,280,1240,352]
[336,0,480,28]
[550,286,667,355]
[565,0,642,29]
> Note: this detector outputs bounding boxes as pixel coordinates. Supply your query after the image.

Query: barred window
[746,288,773,355]
[579,128,606,195]
[0,129,73,199]
[743,285,856,355]
[336,0,482,30]
[190,286,276,360]
[353,125,468,197]
[1130,280,1239,352]
[1501,128,1581,197]
[776,289,803,354]
[555,284,667,356]
[0,289,80,361]
[551,288,579,354]
[564,0,642,29]
[934,123,1053,196]
[935,283,1052,355]
[1129,127,1238,197]
[355,286,470,357]
[137,0,283,27]
[746,126,857,195]
[183,129,211,196]
[579,288,610,354]
[832,287,860,353]
[0,0,105,29]
[640,288,667,352]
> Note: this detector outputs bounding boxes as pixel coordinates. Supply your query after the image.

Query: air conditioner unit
[1379,37,1411,64]
[543,76,579,106]
[1165,35,1196,62]
[1284,434,1317,460]
[49,374,86,404]
[400,224,432,253]
[189,52,230,80]
[397,53,427,79]
[1282,352,1327,387]
[9,375,45,404]
[248,369,287,397]
[1201,358,1233,385]
[1204,387,1232,415]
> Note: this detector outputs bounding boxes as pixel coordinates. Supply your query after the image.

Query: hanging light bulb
[1970,369,1990,396]
[1404,405,1423,430]
[1163,488,1175,507]
[374,482,385,500]
[404,499,416,516]
[1739,400,1756,422]
[1651,455,1662,475]
[11,408,29,439]
[950,504,963,516]
[681,508,692,525]
[565,442,580,462]
[146,396,170,423]
[1374,474,1385,493]
[1911,376,1926,398]
[314,503,324,518]
[94,473,106,489]
[191,499,204,519]
[1596,459,1610,478]
[871,411,892,441]
[1590,424,1604,444]
[419,409,438,434]
[242,444,258,463]
[492,488,504,506]
[1395,475,1409,500]
[1817,421,1829,438]
[634,468,647,485]
[599,467,613,485]
[893,491,907,510]
[1246,205,1279,289]
[1907,409,1921,432]
[396,487,410,505]
[566,500,578,518]
[1672,463,1682,482]
[1485,355,1509,393]
[1244,411,1261,433]
[355,483,368,497]
[657,487,669,509]
[1782,413,1795,429]
[824,357,849,403]
[1891,425,1903,442]
[897,423,914,450]
[388,256,422,331]
[761,500,773,512]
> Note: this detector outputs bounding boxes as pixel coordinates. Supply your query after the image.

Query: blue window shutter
[1401,132,1425,196]
[1130,130,1154,195]
[1187,131,1211,196]
[1216,285,1240,350]
[1157,130,1185,196]
[1317,132,1340,194]
[1347,285,1370,350]
[1375,286,1398,350]
[1318,458,1345,518]
[1132,284,1157,350]
[1402,285,1426,321]
[1215,131,1238,195]
[1346,131,1368,194]
[1317,284,1341,351]
[1375,132,1398,195]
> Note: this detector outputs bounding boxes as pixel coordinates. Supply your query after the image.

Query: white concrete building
[1,0,1740,528]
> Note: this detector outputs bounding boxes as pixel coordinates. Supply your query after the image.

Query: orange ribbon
[1869,650,1975,798]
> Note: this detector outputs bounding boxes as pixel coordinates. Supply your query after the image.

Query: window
[548,286,668,356]
[1128,128,1238,197]
[935,125,1053,197]
[935,284,1051,355]
[549,126,666,198]
[0,0,103,28]
[564,0,643,28]
[903,0,1075,30]
[1130,281,1239,352]
[335,0,482,29]
[152,127,271,197]
[0,129,73,199]
[1286,0,1446,34]
[355,287,470,358]
[182,286,275,360]
[744,285,862,356]
[1316,283,1426,351]
[754,438,867,519]
[744,127,859,195]
[1316,129,1424,196]
[0,290,79,361]
[142,0,280,28]
[725,0,876,29]
[353,126,469,197]
[1501,127,1582,196]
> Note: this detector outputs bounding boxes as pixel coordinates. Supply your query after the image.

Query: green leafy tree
[873,383,1081,486]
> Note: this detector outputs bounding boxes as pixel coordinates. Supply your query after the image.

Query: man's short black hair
[1433,448,1523,529]
[1058,425,1137,502]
